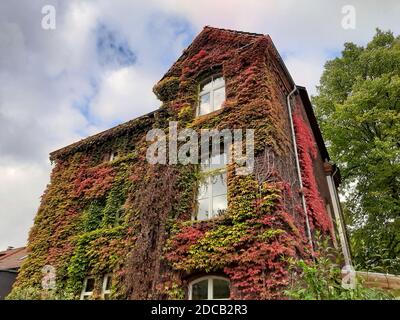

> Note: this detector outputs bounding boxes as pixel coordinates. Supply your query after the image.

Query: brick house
[10,27,351,300]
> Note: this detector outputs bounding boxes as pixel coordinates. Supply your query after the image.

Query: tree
[312,29,400,274]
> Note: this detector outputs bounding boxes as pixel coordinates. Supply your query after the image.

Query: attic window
[197,75,225,116]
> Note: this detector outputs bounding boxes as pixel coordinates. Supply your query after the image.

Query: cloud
[0,0,399,250]
[0,0,192,249]
[163,0,400,91]
[283,54,328,96]
[91,66,159,124]
[0,163,50,249]
[95,24,136,68]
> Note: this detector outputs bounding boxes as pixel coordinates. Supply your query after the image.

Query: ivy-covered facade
[10,27,348,300]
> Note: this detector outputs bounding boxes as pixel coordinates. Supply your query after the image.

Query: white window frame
[109,151,118,162]
[195,153,228,220]
[197,75,225,116]
[188,276,230,300]
[80,277,95,300]
[101,274,112,299]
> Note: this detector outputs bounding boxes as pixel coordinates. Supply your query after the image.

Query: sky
[0,0,400,250]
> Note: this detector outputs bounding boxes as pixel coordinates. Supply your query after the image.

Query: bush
[285,237,395,300]
[7,287,74,300]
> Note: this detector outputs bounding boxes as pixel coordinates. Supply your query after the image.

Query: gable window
[198,75,225,116]
[189,276,230,300]
[196,152,227,220]
[80,277,95,300]
[101,274,112,300]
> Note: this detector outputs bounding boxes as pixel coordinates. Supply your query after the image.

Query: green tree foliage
[313,29,400,273]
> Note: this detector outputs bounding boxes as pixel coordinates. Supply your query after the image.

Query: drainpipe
[286,87,314,255]
[326,165,353,267]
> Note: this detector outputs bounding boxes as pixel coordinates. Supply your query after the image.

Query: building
[10,26,351,300]
[0,247,27,299]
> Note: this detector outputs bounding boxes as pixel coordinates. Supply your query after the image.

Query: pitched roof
[297,86,329,161]
[48,26,329,164]
[49,110,156,161]
[159,26,268,82]
[48,27,283,161]
[0,247,28,271]
[203,26,264,37]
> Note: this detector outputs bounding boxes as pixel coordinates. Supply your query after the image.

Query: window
[198,75,225,116]
[101,274,112,300]
[80,275,112,300]
[196,152,228,220]
[103,151,119,163]
[80,277,95,300]
[109,151,118,162]
[189,276,230,300]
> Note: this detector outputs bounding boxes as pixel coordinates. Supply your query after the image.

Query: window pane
[200,157,210,172]
[110,151,118,161]
[212,173,227,197]
[212,195,227,217]
[105,276,112,291]
[201,80,212,92]
[212,77,225,88]
[213,86,225,111]
[199,93,211,115]
[197,198,210,220]
[209,152,226,170]
[213,279,230,299]
[192,280,208,300]
[198,181,209,199]
[85,278,95,292]
[83,295,91,300]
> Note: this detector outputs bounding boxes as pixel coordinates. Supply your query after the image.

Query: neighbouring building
[0,247,27,299]
[10,27,351,300]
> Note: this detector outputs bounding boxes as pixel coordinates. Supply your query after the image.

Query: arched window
[197,75,225,116]
[188,276,230,300]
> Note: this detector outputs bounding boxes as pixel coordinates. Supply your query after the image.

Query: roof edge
[159,26,266,82]
[296,85,330,162]
[50,110,157,161]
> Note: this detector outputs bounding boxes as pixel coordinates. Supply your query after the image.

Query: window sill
[191,107,226,127]
[190,214,225,224]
